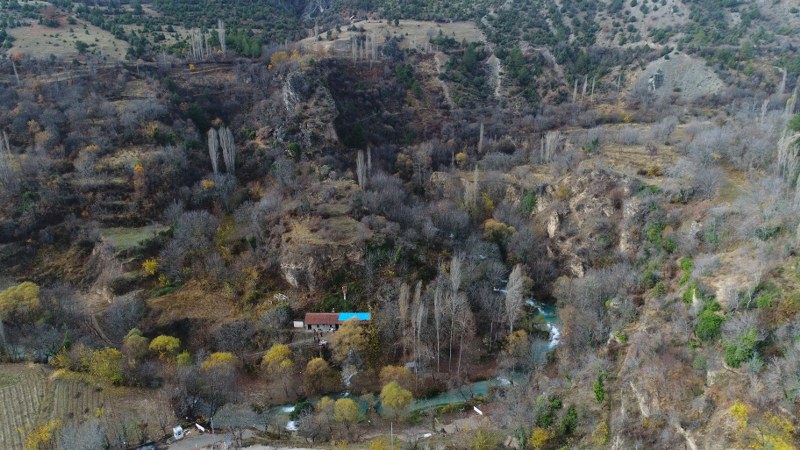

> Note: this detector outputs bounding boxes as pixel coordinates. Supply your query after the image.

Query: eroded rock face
[538,169,639,277]
[280,67,339,148]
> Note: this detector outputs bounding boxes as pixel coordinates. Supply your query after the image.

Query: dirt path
[433,53,456,109]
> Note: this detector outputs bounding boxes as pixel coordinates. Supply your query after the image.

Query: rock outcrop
[279,67,339,148]
[537,169,640,277]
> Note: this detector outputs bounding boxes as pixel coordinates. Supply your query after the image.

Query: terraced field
[0,365,48,449]
[0,365,165,449]
[48,376,110,423]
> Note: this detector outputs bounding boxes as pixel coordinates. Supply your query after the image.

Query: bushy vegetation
[0,0,798,447]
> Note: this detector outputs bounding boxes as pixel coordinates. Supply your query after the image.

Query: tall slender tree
[356,150,367,188]
[505,264,525,334]
[218,20,226,55]
[398,282,410,358]
[219,126,236,176]
[208,128,219,175]
[433,280,443,373]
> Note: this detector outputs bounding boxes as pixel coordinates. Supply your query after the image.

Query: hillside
[0,1,799,449]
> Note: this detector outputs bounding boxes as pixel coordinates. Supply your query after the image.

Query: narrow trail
[433,53,456,109]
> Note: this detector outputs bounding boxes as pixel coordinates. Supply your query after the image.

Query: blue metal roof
[338,312,371,321]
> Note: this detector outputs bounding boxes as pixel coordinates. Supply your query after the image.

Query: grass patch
[101,225,167,251]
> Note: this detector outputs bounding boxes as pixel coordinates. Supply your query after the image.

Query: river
[276,298,561,429]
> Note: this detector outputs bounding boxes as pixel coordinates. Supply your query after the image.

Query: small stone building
[304,312,371,332]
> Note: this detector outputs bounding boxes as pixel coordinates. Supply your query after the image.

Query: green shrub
[661,238,677,253]
[683,282,699,304]
[558,406,578,436]
[593,374,605,404]
[642,270,659,289]
[653,281,666,297]
[520,191,538,215]
[723,328,759,368]
[290,401,313,420]
[679,257,693,286]
[695,308,724,341]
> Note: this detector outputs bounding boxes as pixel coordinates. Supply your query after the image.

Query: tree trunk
[11,60,20,86]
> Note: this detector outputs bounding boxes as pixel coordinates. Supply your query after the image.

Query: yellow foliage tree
[334,398,360,429]
[455,151,468,168]
[149,335,181,359]
[0,281,41,322]
[379,381,413,419]
[270,51,289,68]
[123,328,150,363]
[370,438,390,450]
[23,419,61,450]
[262,344,293,395]
[471,427,498,450]
[262,344,293,376]
[504,330,529,356]
[379,365,414,390]
[528,427,553,450]
[318,395,335,411]
[142,258,159,276]
[304,357,338,395]
[176,351,192,366]
[759,413,796,450]
[591,421,609,445]
[201,352,238,370]
[330,318,368,362]
[89,348,124,384]
[730,400,748,434]
[483,218,516,243]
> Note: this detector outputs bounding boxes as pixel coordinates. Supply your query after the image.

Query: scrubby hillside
[0,1,799,449]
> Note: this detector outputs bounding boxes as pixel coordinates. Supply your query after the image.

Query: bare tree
[208,128,220,175]
[778,67,787,95]
[0,131,13,187]
[505,264,524,334]
[572,78,578,103]
[412,281,425,381]
[464,166,479,210]
[218,20,226,55]
[190,29,206,60]
[0,317,6,354]
[11,59,20,86]
[398,282,410,358]
[219,126,236,176]
[450,253,463,294]
[59,419,106,450]
[433,281,443,373]
[478,122,485,154]
[541,131,563,163]
[446,291,467,374]
[357,150,367,188]
[455,304,474,378]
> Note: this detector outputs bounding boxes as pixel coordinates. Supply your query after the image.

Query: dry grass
[8,19,128,60]
[285,216,369,247]
[298,19,485,56]
[147,281,238,323]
